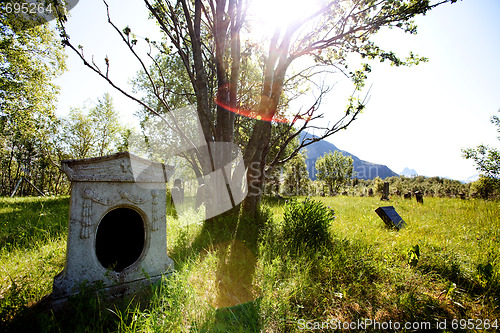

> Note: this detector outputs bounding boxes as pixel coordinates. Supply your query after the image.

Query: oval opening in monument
[95,207,145,272]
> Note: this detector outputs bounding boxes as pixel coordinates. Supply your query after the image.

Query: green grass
[0,196,69,330]
[0,195,499,332]
[0,196,69,251]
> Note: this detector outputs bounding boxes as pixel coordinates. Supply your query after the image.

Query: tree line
[0,3,137,196]
[271,148,499,200]
[0,90,130,196]
[1,6,65,196]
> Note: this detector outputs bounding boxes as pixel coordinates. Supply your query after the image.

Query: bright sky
[54,0,500,181]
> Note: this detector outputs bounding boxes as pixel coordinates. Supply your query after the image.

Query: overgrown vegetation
[1,195,499,332]
[306,175,482,199]
[0,10,66,197]
[278,198,334,256]
[263,147,495,200]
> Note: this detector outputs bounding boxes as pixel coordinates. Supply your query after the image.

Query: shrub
[281,198,335,255]
[470,176,500,200]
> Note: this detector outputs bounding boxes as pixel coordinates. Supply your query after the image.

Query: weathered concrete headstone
[375,206,406,230]
[414,190,424,204]
[195,183,206,209]
[380,182,390,201]
[171,187,180,206]
[52,152,175,301]
[171,178,184,206]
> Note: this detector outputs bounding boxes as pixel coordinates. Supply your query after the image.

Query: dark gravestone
[368,188,374,197]
[414,191,423,204]
[380,182,390,201]
[375,206,406,230]
[403,192,412,199]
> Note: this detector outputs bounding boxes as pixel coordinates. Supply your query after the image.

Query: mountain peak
[299,131,398,180]
[400,167,418,177]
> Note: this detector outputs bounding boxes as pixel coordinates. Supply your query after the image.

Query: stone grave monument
[52,152,174,300]
[196,183,206,209]
[414,190,424,204]
[375,206,406,230]
[171,178,185,206]
[380,182,390,201]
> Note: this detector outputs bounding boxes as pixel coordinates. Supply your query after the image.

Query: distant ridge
[464,174,479,183]
[299,132,398,180]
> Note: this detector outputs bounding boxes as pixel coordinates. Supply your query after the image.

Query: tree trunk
[241,120,272,216]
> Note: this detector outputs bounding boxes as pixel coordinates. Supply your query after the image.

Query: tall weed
[281,198,335,256]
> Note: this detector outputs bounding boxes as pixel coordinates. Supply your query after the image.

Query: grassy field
[0,195,499,332]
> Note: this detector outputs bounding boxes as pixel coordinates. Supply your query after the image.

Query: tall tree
[56,0,460,217]
[0,5,66,196]
[61,93,127,159]
[316,150,353,195]
[282,151,310,196]
[462,110,500,179]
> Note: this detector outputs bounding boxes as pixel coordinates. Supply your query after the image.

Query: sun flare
[250,0,322,33]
